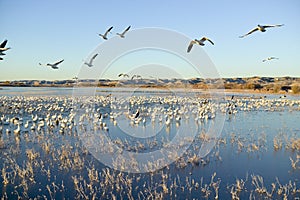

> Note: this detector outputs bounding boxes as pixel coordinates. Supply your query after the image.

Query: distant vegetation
[291,85,300,94]
[0,76,299,94]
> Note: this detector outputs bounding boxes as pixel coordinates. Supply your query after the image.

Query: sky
[1,0,300,81]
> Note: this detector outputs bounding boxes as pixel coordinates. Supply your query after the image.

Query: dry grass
[273,84,282,93]
[291,85,300,94]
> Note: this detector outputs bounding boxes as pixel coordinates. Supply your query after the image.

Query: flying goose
[131,74,142,80]
[116,26,131,38]
[0,47,10,55]
[187,37,214,53]
[98,26,113,40]
[262,57,279,62]
[0,40,8,48]
[118,73,129,78]
[84,53,98,67]
[46,59,64,69]
[239,24,284,38]
[0,39,10,56]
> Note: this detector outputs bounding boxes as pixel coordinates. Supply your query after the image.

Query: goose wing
[0,40,7,48]
[134,110,140,118]
[51,66,59,69]
[131,75,137,80]
[104,26,113,36]
[122,26,131,34]
[204,37,214,45]
[54,59,64,65]
[263,24,284,28]
[187,40,196,53]
[91,53,98,61]
[239,27,259,38]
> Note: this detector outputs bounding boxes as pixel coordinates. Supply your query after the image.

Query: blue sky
[1,0,300,80]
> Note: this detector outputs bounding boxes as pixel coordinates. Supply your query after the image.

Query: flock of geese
[0,26,131,70]
[98,26,131,40]
[187,24,284,63]
[1,23,284,73]
[118,73,142,80]
[0,93,299,199]
[42,26,130,70]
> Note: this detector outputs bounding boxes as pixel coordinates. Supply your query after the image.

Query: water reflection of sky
[0,87,299,199]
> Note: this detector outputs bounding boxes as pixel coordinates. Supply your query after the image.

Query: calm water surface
[0,87,299,199]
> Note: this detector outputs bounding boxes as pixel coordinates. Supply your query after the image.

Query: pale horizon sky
[1,0,300,81]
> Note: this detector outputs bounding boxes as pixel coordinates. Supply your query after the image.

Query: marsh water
[0,87,299,199]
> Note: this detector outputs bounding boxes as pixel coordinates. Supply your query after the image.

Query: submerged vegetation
[0,93,299,199]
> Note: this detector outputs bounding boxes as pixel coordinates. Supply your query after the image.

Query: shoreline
[0,76,299,95]
[0,86,299,96]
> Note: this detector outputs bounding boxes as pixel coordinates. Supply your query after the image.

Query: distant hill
[0,76,299,94]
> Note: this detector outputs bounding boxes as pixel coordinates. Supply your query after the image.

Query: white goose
[84,53,98,67]
[0,40,10,58]
[131,74,142,80]
[187,37,214,53]
[14,124,21,134]
[239,24,284,38]
[116,26,131,38]
[98,26,113,40]
[262,57,279,62]
[118,73,129,78]
[46,59,64,69]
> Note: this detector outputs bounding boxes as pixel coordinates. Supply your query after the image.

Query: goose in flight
[84,53,98,67]
[118,73,129,78]
[187,37,214,53]
[131,74,142,80]
[116,26,131,38]
[0,39,11,56]
[0,47,10,55]
[262,57,279,62]
[98,26,113,40]
[239,24,284,38]
[46,59,64,69]
[0,40,8,48]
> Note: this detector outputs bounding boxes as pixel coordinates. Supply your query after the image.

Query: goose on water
[239,24,284,38]
[187,37,214,53]
[98,26,113,40]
